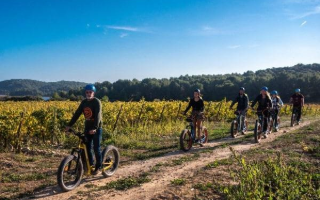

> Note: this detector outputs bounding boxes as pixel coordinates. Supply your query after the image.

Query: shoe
[197,139,201,144]
[91,168,101,175]
[297,121,300,125]
[263,132,268,138]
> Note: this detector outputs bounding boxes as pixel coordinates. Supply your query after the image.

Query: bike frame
[68,130,114,176]
[71,139,93,176]
[187,122,196,141]
[235,111,245,132]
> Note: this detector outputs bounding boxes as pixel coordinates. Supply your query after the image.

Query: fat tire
[57,155,83,192]
[180,129,192,152]
[101,145,120,177]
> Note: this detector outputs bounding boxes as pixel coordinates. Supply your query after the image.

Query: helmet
[295,88,301,93]
[194,89,200,93]
[271,90,278,95]
[239,87,245,91]
[261,86,268,91]
[85,84,96,92]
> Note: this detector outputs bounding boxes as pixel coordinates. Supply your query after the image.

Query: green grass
[171,178,186,186]
[1,172,47,183]
[193,182,213,191]
[204,158,232,169]
[102,173,151,191]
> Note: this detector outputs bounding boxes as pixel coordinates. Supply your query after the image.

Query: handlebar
[66,128,84,138]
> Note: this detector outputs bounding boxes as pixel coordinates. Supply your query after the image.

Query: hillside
[73,63,320,102]
[1,63,320,102]
[0,79,87,96]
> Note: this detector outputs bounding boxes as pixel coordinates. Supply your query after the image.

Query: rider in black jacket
[230,87,249,133]
[251,86,272,138]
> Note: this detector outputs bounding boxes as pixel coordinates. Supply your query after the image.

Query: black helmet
[194,89,201,93]
[239,87,245,91]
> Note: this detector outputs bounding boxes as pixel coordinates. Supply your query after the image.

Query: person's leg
[274,110,279,127]
[93,128,102,169]
[85,134,94,166]
[197,119,202,140]
[297,107,302,122]
[262,110,268,133]
[241,110,246,131]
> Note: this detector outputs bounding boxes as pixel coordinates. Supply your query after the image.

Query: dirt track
[28,120,313,200]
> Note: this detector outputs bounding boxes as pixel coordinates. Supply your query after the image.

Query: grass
[171,178,186,186]
[204,158,232,169]
[101,172,151,191]
[193,182,213,191]
[171,153,199,166]
[1,117,320,199]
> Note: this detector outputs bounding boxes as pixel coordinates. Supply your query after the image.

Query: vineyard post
[176,103,181,121]
[113,104,123,133]
[52,107,61,145]
[51,108,55,144]
[216,100,223,121]
[15,112,24,153]
[159,104,166,124]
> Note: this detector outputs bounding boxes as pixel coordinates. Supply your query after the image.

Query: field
[0,101,320,199]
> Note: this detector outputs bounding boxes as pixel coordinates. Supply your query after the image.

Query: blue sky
[0,0,320,83]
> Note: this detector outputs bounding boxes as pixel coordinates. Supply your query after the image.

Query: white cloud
[301,20,307,26]
[228,45,241,49]
[106,26,139,32]
[291,5,320,19]
[120,33,129,38]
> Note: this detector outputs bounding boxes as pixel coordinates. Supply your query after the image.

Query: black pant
[258,110,269,132]
[272,109,279,127]
[293,106,302,121]
[85,128,102,169]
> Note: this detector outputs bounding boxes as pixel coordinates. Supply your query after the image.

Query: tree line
[1,63,320,103]
[56,63,320,103]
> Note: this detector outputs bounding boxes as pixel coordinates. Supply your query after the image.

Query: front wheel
[230,121,238,138]
[254,120,261,143]
[180,129,192,152]
[57,155,83,192]
[101,145,120,177]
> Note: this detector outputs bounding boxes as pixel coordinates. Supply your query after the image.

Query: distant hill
[0,79,87,96]
[2,63,320,102]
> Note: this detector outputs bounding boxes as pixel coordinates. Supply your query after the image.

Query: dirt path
[29,120,313,200]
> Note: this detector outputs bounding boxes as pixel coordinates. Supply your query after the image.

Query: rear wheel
[180,129,192,152]
[254,120,261,143]
[201,127,209,144]
[101,145,120,177]
[57,155,83,192]
[230,120,238,138]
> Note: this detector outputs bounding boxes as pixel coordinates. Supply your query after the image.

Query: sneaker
[297,121,300,125]
[91,168,101,175]
[197,139,201,144]
[263,132,268,138]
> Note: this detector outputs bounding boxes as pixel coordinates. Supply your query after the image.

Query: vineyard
[1,100,320,153]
